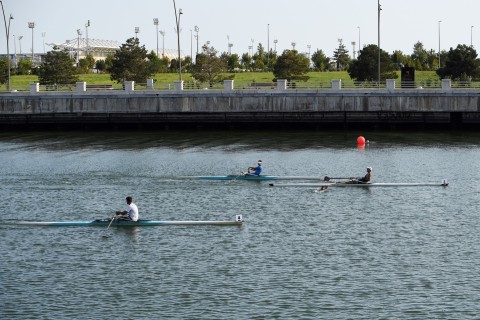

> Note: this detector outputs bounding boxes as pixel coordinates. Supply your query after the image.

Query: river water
[1,130,479,319]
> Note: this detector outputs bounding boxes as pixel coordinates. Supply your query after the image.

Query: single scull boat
[176,175,328,181]
[269,181,449,188]
[15,215,244,227]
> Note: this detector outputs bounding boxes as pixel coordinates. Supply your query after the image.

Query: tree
[311,49,330,71]
[391,50,412,68]
[273,49,310,81]
[411,41,430,70]
[240,53,252,71]
[191,45,228,83]
[333,40,351,71]
[0,57,8,85]
[16,58,34,75]
[348,44,398,81]
[109,37,154,83]
[220,52,240,72]
[95,59,107,73]
[37,48,79,85]
[436,44,480,80]
[78,54,95,74]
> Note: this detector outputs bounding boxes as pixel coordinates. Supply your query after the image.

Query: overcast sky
[3,0,479,58]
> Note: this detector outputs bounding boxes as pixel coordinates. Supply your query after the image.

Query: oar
[102,216,116,238]
[324,176,354,180]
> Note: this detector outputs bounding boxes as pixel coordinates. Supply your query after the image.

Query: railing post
[277,79,287,91]
[331,79,342,90]
[30,83,39,94]
[224,80,234,91]
[124,81,135,92]
[173,80,184,91]
[442,79,451,91]
[386,79,395,92]
[76,82,86,92]
[147,79,154,89]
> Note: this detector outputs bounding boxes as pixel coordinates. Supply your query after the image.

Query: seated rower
[243,160,263,176]
[320,176,331,191]
[115,196,139,221]
[350,167,372,184]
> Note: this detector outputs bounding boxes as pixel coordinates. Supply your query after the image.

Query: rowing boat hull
[269,182,449,187]
[178,175,327,181]
[16,219,243,227]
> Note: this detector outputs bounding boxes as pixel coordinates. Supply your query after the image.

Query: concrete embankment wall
[0,89,479,129]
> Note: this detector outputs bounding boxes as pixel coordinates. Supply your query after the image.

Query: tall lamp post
[351,41,356,59]
[173,0,183,81]
[357,26,361,50]
[76,29,82,65]
[135,27,139,39]
[1,2,13,91]
[85,20,90,56]
[153,18,159,57]
[18,35,22,59]
[194,25,199,56]
[471,25,474,47]
[28,21,35,62]
[273,39,278,52]
[160,30,165,58]
[377,0,381,87]
[438,20,442,69]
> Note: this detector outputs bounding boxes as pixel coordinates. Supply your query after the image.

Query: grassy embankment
[7,71,440,91]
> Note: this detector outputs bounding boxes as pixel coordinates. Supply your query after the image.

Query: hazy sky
[2,0,479,58]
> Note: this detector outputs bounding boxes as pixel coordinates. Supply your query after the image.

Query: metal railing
[3,80,480,93]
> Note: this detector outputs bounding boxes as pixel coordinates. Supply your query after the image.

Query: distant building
[48,38,185,62]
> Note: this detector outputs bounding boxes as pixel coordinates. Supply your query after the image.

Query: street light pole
[85,20,90,56]
[194,25,199,56]
[357,26,361,50]
[1,1,13,91]
[173,0,183,81]
[18,35,22,59]
[159,30,165,58]
[76,29,82,65]
[42,32,45,53]
[273,39,277,52]
[377,0,381,87]
[267,24,270,69]
[135,27,139,39]
[28,21,35,62]
[471,25,474,47]
[438,20,442,69]
[153,18,159,57]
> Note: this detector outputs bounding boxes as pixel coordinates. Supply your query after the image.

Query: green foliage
[333,40,351,71]
[0,57,8,85]
[109,38,154,83]
[273,50,310,81]
[78,54,95,74]
[191,45,228,83]
[220,52,240,72]
[38,49,79,85]
[16,58,34,75]
[436,44,480,80]
[95,59,107,73]
[311,49,330,71]
[348,44,398,81]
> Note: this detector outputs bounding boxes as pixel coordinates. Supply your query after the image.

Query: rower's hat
[258,160,263,164]
[367,167,372,171]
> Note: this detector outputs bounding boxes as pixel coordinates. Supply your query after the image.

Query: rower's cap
[258,160,263,164]
[367,167,372,171]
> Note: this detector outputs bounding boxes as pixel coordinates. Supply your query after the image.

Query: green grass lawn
[6,70,442,91]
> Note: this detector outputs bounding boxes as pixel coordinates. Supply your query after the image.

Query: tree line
[1,37,480,86]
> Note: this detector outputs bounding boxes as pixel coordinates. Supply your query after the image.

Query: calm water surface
[1,130,479,319]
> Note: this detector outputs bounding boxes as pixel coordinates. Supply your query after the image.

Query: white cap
[367,167,372,171]
[258,160,263,164]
